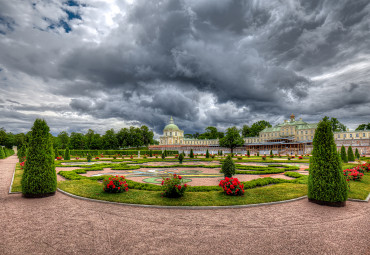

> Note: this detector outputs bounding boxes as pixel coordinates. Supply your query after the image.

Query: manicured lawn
[348,173,370,200]
[11,163,22,193]
[58,179,308,206]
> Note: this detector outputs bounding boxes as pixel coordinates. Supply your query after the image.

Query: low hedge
[235,164,299,174]
[56,149,178,156]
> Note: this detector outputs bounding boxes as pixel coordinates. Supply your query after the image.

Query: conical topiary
[247,150,250,157]
[178,153,184,164]
[340,145,348,163]
[347,146,355,162]
[0,146,5,159]
[221,155,236,178]
[355,148,360,160]
[21,119,57,198]
[206,149,210,158]
[17,145,27,161]
[308,117,348,206]
[54,147,59,158]
[64,147,70,160]
[190,149,194,158]
[270,150,273,158]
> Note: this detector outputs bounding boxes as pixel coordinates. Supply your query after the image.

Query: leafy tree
[21,119,57,197]
[221,155,236,177]
[15,133,26,148]
[217,132,224,139]
[329,117,347,132]
[0,128,7,145]
[184,134,193,139]
[250,121,272,137]
[206,149,210,158]
[193,132,200,139]
[57,131,70,149]
[308,117,348,204]
[90,134,102,149]
[64,147,70,160]
[242,125,251,137]
[129,127,143,148]
[355,123,370,131]
[347,146,355,162]
[4,132,15,149]
[219,127,244,154]
[355,148,360,160]
[70,132,85,150]
[0,146,5,159]
[141,125,154,146]
[102,129,118,150]
[340,145,348,163]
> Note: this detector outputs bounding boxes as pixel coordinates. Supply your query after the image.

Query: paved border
[57,187,309,209]
[8,163,21,194]
[348,192,370,202]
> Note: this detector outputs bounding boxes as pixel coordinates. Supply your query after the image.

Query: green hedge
[56,150,178,156]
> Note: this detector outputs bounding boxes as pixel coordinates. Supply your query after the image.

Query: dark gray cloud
[0,0,370,136]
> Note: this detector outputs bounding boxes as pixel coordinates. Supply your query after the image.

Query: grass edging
[57,187,308,209]
[9,164,21,194]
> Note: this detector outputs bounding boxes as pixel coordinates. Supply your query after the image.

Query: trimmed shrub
[247,150,250,157]
[87,154,92,162]
[178,153,184,164]
[18,145,27,161]
[64,147,70,160]
[206,149,210,158]
[103,175,128,193]
[270,150,273,158]
[21,119,57,197]
[161,173,188,198]
[355,148,360,160]
[219,177,244,196]
[347,146,355,162]
[190,149,194,158]
[54,147,59,158]
[308,117,348,204]
[340,145,348,163]
[161,153,165,160]
[257,152,259,157]
[221,155,235,177]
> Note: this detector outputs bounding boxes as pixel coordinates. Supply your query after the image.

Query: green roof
[164,117,181,131]
[260,119,318,133]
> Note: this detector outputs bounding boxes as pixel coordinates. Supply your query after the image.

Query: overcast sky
[1,0,369,137]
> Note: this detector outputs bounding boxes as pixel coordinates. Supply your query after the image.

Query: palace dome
[164,117,180,131]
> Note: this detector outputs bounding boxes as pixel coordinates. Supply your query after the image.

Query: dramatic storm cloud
[1,0,369,136]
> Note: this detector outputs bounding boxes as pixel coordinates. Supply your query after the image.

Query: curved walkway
[1,156,369,255]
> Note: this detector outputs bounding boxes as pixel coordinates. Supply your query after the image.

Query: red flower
[178,185,182,190]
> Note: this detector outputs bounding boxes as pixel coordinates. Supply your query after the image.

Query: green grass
[348,172,370,200]
[58,179,308,206]
[11,163,23,193]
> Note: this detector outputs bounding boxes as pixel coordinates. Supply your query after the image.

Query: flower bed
[103,175,128,193]
[161,173,188,198]
[219,177,244,196]
[343,168,364,181]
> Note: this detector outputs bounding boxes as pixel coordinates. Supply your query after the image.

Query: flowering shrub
[237,157,243,160]
[95,157,99,160]
[161,174,188,198]
[75,157,79,160]
[291,156,295,159]
[219,177,245,196]
[262,156,267,161]
[343,168,364,181]
[56,156,63,160]
[357,163,370,174]
[130,155,133,159]
[298,156,303,160]
[20,161,25,169]
[103,175,128,193]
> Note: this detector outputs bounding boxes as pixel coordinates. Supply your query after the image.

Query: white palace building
[150,115,370,155]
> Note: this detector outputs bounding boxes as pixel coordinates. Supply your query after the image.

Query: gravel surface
[1,156,369,255]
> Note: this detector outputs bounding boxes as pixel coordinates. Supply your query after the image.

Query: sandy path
[2,156,369,254]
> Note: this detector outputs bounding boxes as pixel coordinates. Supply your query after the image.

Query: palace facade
[150,115,370,155]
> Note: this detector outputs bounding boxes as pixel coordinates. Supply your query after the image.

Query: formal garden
[8,119,370,206]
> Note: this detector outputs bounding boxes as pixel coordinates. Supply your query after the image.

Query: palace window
[350,134,352,138]
[170,132,172,136]
[356,133,359,137]
[305,131,308,134]
[338,134,341,138]
[363,133,366,137]
[344,134,346,138]
[175,132,177,136]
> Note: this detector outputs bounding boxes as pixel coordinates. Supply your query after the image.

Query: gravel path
[1,156,369,255]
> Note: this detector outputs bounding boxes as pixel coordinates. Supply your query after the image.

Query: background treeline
[0,125,158,151]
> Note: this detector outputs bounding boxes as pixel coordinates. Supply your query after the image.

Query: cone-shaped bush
[221,155,236,177]
[149,150,153,157]
[17,145,27,161]
[247,150,250,157]
[64,147,70,160]
[347,146,355,162]
[355,148,360,160]
[21,119,57,198]
[54,147,59,158]
[190,149,194,158]
[206,149,210,158]
[340,145,348,163]
[308,117,348,205]
[178,153,184,164]
[0,146,5,159]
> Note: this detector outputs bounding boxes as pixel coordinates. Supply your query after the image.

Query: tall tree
[4,132,15,149]
[117,128,129,147]
[355,123,370,130]
[250,121,272,137]
[140,125,154,146]
[102,129,118,150]
[329,117,347,132]
[0,127,6,145]
[242,125,251,137]
[219,127,244,154]
[57,131,70,149]
[308,117,348,205]
[70,132,86,150]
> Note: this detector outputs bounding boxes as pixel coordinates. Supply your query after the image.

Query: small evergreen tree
[21,119,57,197]
[164,149,167,157]
[221,155,236,177]
[247,150,250,157]
[347,146,355,162]
[149,150,153,157]
[64,147,70,160]
[0,146,5,159]
[206,149,210,158]
[355,148,360,160]
[178,153,184,164]
[308,117,348,206]
[270,150,273,158]
[190,149,194,158]
[340,145,348,163]
[220,150,223,156]
[161,153,165,160]
[257,152,259,157]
